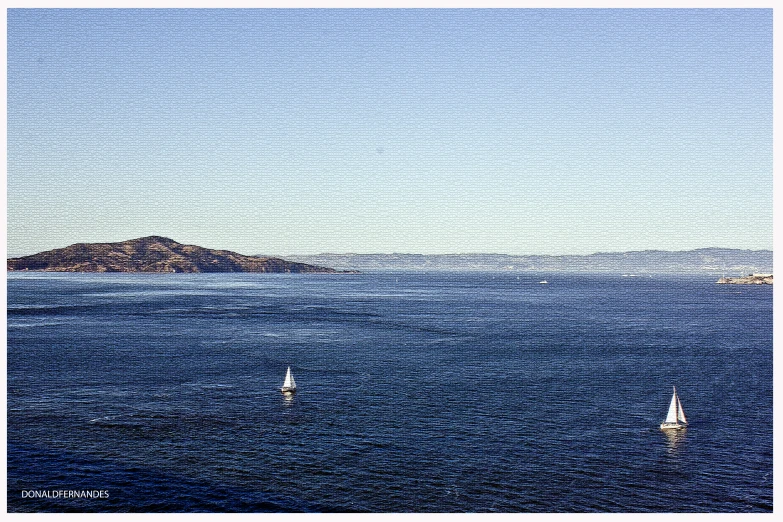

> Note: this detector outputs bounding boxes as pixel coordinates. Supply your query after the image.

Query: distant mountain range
[8,239,772,275]
[7,237,338,273]
[280,248,772,274]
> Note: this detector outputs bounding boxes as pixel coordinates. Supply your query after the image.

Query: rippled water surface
[7,272,773,512]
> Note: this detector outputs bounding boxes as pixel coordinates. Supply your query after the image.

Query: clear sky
[6,8,773,257]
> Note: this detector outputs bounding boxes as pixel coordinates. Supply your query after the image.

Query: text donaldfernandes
[22,490,109,499]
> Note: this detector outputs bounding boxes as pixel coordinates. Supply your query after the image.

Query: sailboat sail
[665,389,680,424]
[677,395,687,424]
[661,386,687,429]
[282,367,296,391]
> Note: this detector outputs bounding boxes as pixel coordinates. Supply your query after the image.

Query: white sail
[664,387,680,424]
[677,395,687,424]
[282,367,296,390]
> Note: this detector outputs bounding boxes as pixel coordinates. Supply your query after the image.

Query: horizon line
[269,246,773,257]
[5,235,773,260]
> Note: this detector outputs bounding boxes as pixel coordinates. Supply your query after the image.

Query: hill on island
[7,236,339,273]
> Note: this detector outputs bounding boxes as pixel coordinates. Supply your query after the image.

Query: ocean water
[6,272,773,512]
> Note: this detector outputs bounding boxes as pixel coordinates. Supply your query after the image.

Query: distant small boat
[281,366,297,394]
[539,280,548,284]
[660,386,687,430]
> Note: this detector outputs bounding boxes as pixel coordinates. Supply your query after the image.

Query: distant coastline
[7,240,772,276]
[281,249,772,274]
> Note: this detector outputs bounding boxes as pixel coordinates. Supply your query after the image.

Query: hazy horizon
[7,9,772,257]
[275,247,775,257]
[5,234,773,260]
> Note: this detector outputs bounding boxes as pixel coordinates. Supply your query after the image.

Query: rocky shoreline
[716,274,773,285]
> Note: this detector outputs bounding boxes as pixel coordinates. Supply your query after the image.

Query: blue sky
[6,8,772,256]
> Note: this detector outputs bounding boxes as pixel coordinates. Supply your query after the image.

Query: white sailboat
[281,366,297,394]
[660,385,687,430]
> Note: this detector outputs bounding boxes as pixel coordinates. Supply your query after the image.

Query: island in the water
[6,236,341,273]
[716,274,773,285]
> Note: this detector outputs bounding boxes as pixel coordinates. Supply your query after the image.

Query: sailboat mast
[673,386,678,421]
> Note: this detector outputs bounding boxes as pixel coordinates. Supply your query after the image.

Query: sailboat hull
[660,422,686,430]
[281,387,296,394]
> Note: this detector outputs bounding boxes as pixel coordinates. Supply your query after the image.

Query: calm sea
[6,272,773,512]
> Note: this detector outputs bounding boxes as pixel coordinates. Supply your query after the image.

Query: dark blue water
[7,272,773,512]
